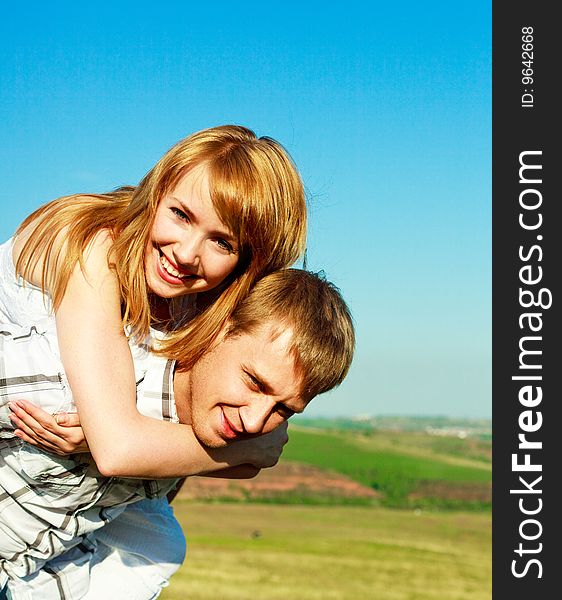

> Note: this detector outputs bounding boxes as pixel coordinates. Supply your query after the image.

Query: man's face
[183,322,307,448]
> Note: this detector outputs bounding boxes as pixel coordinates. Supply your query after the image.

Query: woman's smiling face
[145,164,239,299]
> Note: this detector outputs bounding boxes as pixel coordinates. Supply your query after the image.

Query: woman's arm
[8,398,288,478]
[13,231,274,478]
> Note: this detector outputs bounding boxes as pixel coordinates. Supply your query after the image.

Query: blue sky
[0,1,491,418]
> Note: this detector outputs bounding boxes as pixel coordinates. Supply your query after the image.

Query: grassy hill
[177,421,491,511]
[292,415,492,439]
[282,424,491,510]
[283,425,492,509]
[163,420,492,599]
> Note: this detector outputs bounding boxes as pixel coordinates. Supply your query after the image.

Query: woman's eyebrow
[171,196,236,241]
[171,197,197,222]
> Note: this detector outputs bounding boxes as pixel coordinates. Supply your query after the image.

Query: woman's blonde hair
[16,125,307,369]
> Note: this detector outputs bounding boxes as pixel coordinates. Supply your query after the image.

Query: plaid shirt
[0,321,179,589]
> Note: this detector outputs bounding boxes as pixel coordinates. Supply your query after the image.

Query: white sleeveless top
[0,236,181,583]
[0,237,177,421]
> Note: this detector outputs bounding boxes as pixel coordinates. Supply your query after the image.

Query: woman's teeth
[160,254,188,279]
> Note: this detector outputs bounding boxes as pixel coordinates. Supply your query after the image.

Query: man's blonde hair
[16,125,307,368]
[225,269,355,401]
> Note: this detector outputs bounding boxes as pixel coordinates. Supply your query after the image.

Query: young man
[0,269,355,599]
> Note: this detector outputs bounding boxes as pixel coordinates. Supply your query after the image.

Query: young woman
[0,124,307,478]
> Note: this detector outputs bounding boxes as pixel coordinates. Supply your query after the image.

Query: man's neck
[173,367,192,425]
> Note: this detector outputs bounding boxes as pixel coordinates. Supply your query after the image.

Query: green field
[161,423,491,598]
[283,426,491,509]
[160,502,491,600]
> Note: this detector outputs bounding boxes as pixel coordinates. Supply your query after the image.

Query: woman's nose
[173,235,202,269]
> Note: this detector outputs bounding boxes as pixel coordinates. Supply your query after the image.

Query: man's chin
[202,439,229,449]
[194,430,230,449]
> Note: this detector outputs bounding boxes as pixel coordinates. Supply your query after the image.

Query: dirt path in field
[175,460,379,501]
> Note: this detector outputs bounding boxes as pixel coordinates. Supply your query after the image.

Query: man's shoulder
[133,338,177,422]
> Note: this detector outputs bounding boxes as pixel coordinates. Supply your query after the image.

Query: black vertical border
[493,2,559,597]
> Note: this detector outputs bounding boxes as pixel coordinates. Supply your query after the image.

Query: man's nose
[239,399,276,435]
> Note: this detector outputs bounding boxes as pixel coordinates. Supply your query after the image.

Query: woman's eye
[216,238,234,253]
[171,207,189,222]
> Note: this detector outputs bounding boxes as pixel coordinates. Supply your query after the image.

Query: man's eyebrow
[244,365,305,415]
[242,365,274,395]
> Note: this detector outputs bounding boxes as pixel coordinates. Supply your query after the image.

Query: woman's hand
[8,399,89,455]
[226,422,289,469]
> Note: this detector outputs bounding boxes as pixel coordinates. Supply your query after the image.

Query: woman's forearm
[93,417,256,478]
[8,400,279,478]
